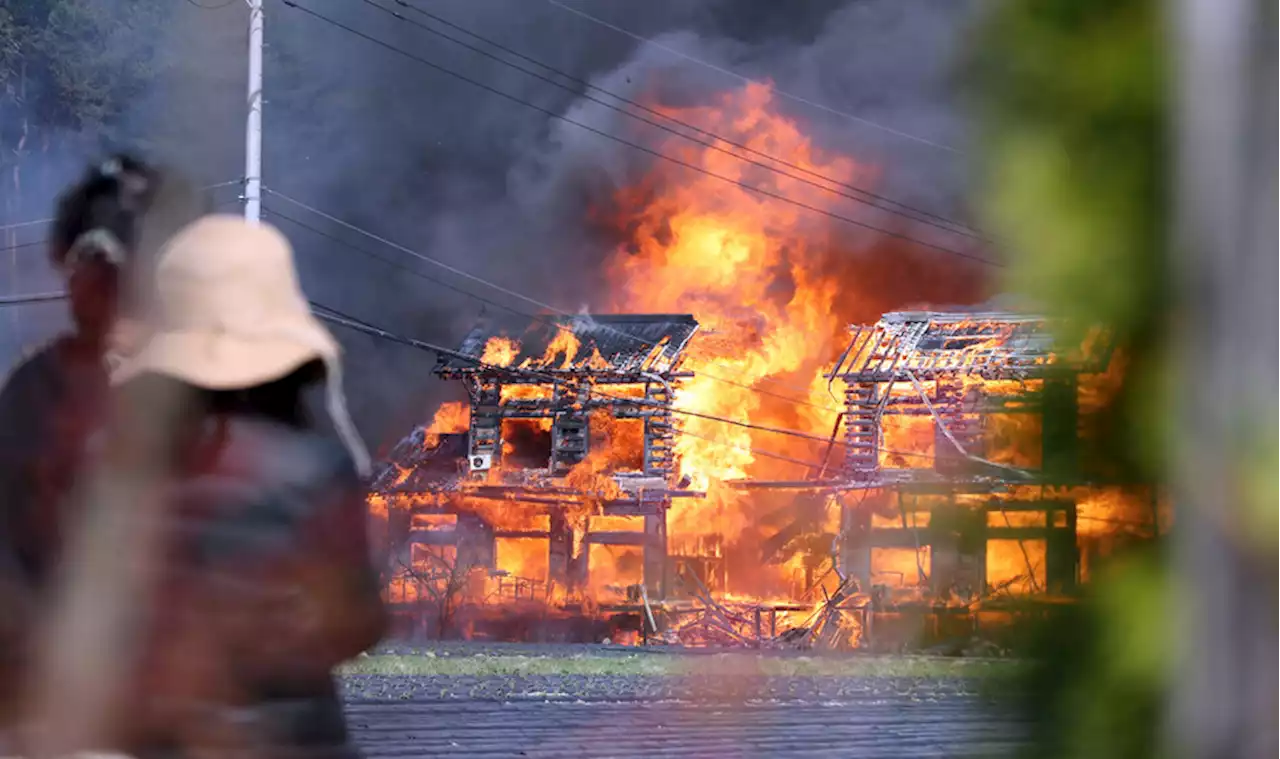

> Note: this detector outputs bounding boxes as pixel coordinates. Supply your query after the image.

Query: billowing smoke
[0,0,984,449]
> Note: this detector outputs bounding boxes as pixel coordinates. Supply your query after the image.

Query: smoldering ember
[367,85,1167,650]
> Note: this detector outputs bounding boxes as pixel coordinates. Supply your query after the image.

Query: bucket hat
[111,214,370,475]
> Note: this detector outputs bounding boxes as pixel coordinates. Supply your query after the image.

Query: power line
[0,291,69,307]
[245,202,965,468]
[0,179,245,234]
[0,219,53,234]
[2,281,924,469]
[541,0,961,155]
[266,199,844,414]
[311,302,479,362]
[265,188,572,322]
[264,205,538,322]
[303,298,832,469]
[0,240,50,253]
[373,0,982,240]
[264,188,843,412]
[306,290,948,468]
[278,1,999,267]
[0,280,978,469]
[9,198,843,426]
[310,298,832,471]
[312,291,834,459]
[317,302,940,468]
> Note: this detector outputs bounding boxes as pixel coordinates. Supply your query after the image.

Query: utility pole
[1169,0,1277,757]
[244,0,264,222]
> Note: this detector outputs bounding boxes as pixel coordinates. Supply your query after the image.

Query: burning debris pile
[368,83,1163,648]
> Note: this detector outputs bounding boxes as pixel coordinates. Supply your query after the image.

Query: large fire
[379,80,1156,639]
[596,82,938,597]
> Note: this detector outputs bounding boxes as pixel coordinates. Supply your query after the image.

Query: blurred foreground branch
[23,384,190,758]
[1170,1,1277,757]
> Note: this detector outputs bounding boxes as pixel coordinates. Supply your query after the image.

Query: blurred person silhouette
[97,214,386,759]
[0,155,161,740]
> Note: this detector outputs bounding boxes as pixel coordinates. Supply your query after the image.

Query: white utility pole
[244,0,264,222]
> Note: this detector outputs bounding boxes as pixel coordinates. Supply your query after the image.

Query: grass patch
[338,652,1018,679]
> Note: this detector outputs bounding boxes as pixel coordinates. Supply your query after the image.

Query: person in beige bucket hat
[98,215,385,759]
[113,213,370,475]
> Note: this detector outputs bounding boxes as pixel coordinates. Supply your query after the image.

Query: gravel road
[342,671,1026,758]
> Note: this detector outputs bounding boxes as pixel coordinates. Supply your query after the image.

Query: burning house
[372,304,1163,647]
[814,309,1167,635]
[368,83,1161,647]
[372,312,710,637]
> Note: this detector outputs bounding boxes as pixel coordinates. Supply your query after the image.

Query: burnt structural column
[839,492,873,592]
[551,382,589,474]
[841,379,883,592]
[843,382,882,475]
[644,507,668,599]
[548,508,571,595]
[1040,370,1079,481]
[641,377,677,599]
[934,380,985,475]
[467,380,502,479]
[455,512,495,573]
[933,494,984,600]
[642,379,677,478]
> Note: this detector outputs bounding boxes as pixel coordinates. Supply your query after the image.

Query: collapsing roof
[830,310,1110,382]
[436,313,699,379]
[371,430,467,496]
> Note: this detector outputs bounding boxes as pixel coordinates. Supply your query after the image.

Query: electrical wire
[327,293,1146,525]
[372,0,982,240]
[264,202,844,415]
[0,260,930,471]
[0,291,71,307]
[540,0,961,155]
[263,188,845,409]
[278,1,999,267]
[0,179,245,234]
[264,206,541,325]
[0,291,1016,473]
[310,299,834,471]
[0,240,51,253]
[312,300,831,465]
[310,295,951,468]
[274,201,1032,469]
[0,219,54,234]
[284,211,985,471]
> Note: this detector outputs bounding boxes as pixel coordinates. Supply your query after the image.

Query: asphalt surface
[342,670,1026,758]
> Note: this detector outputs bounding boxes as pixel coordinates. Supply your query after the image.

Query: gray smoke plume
[1,0,984,449]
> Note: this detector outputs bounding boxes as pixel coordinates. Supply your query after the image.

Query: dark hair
[50,154,160,269]
[118,360,329,473]
[200,360,327,429]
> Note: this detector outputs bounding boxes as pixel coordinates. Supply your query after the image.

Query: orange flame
[541,328,581,370]
[481,336,521,367]
[424,401,470,448]
[598,84,878,554]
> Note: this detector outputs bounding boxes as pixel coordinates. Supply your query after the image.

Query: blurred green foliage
[967,0,1169,479]
[964,0,1173,757]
